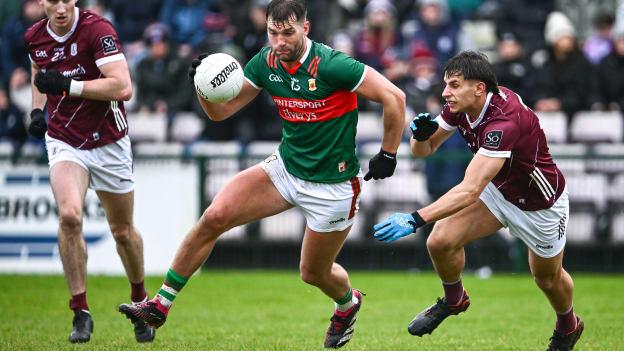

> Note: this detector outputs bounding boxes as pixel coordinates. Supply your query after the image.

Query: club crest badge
[70,43,78,56]
[308,78,317,91]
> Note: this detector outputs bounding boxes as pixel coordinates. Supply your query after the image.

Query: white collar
[299,37,312,64]
[466,92,493,129]
[47,7,80,43]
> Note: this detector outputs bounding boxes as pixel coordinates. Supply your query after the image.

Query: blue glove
[410,113,438,141]
[373,212,426,242]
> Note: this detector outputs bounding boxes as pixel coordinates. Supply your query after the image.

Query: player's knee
[299,266,323,286]
[110,223,133,245]
[199,206,232,234]
[58,208,82,234]
[533,274,557,292]
[426,231,454,255]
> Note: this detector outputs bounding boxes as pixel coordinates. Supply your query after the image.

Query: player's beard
[279,38,305,63]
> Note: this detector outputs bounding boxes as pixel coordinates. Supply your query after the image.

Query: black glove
[28,109,47,139]
[188,53,209,81]
[410,112,438,141]
[34,70,71,95]
[364,149,397,181]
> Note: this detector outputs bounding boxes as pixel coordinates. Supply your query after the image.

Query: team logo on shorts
[484,130,503,149]
[100,35,118,55]
[308,78,317,91]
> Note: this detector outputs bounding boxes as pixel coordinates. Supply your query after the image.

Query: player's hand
[34,70,71,96]
[188,53,209,81]
[28,109,47,139]
[373,212,424,242]
[364,149,396,181]
[410,112,438,141]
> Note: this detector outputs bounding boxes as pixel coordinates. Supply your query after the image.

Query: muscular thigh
[97,191,134,227]
[208,165,293,227]
[50,161,90,214]
[431,200,503,247]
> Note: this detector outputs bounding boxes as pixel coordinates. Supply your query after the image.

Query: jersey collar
[466,92,493,129]
[47,7,80,43]
[280,37,312,75]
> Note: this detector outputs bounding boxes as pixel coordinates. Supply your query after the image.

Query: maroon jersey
[24,8,128,149]
[437,86,566,211]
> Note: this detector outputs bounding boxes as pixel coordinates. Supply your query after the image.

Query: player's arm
[373,154,505,242]
[417,153,505,222]
[30,62,46,110]
[33,59,132,101]
[355,67,405,154]
[195,80,261,121]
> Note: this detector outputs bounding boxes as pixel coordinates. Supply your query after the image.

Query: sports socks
[334,288,356,312]
[131,280,148,303]
[442,278,464,306]
[69,291,89,311]
[556,306,577,334]
[155,269,188,308]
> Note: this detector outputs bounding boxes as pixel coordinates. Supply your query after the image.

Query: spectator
[159,0,210,55]
[495,0,554,56]
[533,12,600,118]
[232,0,268,63]
[108,0,163,68]
[597,25,624,112]
[135,23,193,139]
[1,0,45,90]
[493,32,533,104]
[583,12,615,65]
[0,87,27,163]
[353,0,404,80]
[404,0,464,74]
[402,45,441,115]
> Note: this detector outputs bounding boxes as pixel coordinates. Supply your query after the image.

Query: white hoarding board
[0,160,199,275]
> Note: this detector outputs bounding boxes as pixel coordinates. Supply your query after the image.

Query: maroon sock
[556,307,577,334]
[69,292,89,311]
[442,280,464,306]
[131,281,148,303]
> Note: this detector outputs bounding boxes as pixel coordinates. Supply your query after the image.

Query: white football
[193,53,244,103]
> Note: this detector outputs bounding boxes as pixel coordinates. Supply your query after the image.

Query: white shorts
[45,135,134,194]
[259,150,363,233]
[479,182,569,258]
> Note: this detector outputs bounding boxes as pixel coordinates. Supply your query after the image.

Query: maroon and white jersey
[24,8,127,149]
[437,86,566,211]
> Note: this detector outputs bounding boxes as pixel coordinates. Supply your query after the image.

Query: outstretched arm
[373,153,505,242]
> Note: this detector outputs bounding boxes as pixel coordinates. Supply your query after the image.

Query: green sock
[334,288,353,305]
[156,269,188,307]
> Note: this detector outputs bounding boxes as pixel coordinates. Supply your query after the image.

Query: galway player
[119,0,405,348]
[25,0,153,343]
[373,51,583,351]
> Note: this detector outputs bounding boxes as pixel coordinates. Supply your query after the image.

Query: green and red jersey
[244,38,366,183]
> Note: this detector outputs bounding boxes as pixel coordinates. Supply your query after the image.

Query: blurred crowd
[2,0,624,150]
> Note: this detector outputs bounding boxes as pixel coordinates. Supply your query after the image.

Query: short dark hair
[266,0,307,24]
[444,51,499,94]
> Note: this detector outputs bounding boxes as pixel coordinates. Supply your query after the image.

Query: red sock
[442,279,464,306]
[69,292,89,311]
[556,307,577,334]
[131,281,147,303]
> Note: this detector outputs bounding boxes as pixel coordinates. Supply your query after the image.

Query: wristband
[410,210,426,227]
[69,80,84,96]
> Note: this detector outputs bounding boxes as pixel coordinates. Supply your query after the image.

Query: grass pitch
[1,271,622,350]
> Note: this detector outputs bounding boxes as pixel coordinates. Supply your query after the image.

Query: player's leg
[529,250,583,350]
[408,200,503,336]
[119,165,293,327]
[50,161,93,343]
[97,190,154,342]
[97,190,145,300]
[300,226,363,349]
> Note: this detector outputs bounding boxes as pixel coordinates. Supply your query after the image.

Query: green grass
[1,271,623,350]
